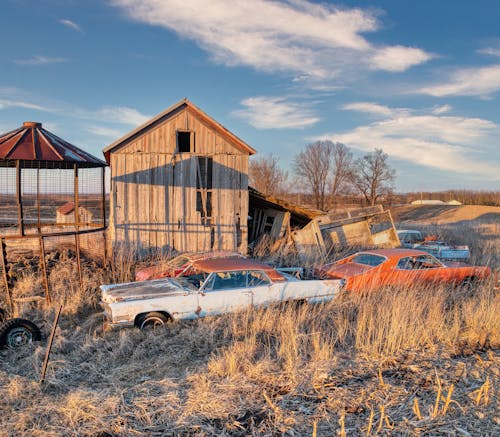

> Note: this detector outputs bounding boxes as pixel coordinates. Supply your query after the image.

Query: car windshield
[351,253,386,267]
[175,272,209,290]
[169,255,190,269]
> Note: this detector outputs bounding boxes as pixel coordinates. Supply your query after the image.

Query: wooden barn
[103,98,256,256]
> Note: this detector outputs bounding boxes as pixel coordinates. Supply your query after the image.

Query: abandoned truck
[101,258,343,329]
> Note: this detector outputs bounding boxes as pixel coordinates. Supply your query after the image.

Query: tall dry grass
[0,223,498,435]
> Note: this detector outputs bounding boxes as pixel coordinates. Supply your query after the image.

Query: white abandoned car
[100,258,343,329]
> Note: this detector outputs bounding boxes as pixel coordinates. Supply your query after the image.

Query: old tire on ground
[0,318,42,349]
[137,312,171,330]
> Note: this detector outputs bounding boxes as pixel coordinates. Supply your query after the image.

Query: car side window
[247,271,271,287]
[415,255,441,269]
[397,255,442,270]
[209,271,248,291]
[397,257,417,270]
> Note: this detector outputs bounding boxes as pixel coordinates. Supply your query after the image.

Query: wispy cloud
[111,0,432,80]
[59,19,83,33]
[87,125,125,138]
[322,103,500,179]
[95,106,151,125]
[0,99,46,111]
[431,104,452,115]
[369,45,433,72]
[234,96,320,129]
[419,64,500,97]
[13,55,67,65]
[342,102,395,117]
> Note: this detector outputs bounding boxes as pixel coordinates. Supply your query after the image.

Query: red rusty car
[316,248,491,293]
[134,251,245,281]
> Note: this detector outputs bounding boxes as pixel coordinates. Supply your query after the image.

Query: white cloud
[419,64,500,97]
[370,45,433,72]
[0,99,46,111]
[342,102,395,117]
[87,125,125,138]
[59,19,83,33]
[112,0,432,79]
[477,46,500,57]
[95,106,151,126]
[431,104,452,115]
[234,96,319,129]
[13,55,67,65]
[322,104,500,179]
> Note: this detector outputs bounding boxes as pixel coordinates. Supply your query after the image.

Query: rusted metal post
[16,160,24,236]
[0,238,13,314]
[74,164,83,288]
[40,304,62,385]
[101,167,108,266]
[39,236,51,304]
[101,166,106,229]
[36,167,41,233]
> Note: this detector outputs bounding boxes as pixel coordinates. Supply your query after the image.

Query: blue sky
[1,0,500,192]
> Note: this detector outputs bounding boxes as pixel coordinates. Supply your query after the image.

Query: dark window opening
[196,156,213,225]
[177,131,192,153]
[197,157,213,189]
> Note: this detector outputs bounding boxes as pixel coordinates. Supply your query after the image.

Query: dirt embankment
[390,204,500,225]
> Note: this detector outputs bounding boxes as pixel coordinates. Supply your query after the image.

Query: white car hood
[100,278,186,303]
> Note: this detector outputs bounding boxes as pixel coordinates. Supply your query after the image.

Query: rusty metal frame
[0,163,107,312]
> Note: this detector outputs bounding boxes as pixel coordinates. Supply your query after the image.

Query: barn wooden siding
[107,103,251,256]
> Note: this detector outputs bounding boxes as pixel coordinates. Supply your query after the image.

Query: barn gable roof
[103,98,256,163]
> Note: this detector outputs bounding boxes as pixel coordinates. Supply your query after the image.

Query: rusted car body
[101,258,342,329]
[134,251,244,281]
[316,248,491,293]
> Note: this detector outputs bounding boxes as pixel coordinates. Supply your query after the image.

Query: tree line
[249,140,395,211]
[249,141,500,210]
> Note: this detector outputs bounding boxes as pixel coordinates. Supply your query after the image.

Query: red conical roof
[0,122,106,167]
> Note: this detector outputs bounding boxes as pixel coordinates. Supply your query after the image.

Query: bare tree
[249,154,288,196]
[330,142,353,208]
[350,148,395,206]
[293,141,333,210]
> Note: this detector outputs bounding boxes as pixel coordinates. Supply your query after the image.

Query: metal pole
[36,167,41,233]
[39,236,51,304]
[74,164,83,288]
[0,238,13,314]
[40,304,62,385]
[16,161,24,236]
[101,166,108,266]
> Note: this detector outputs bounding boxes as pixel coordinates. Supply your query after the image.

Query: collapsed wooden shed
[103,99,256,256]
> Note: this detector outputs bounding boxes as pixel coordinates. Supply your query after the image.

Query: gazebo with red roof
[0,121,107,310]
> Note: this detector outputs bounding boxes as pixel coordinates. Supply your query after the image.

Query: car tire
[137,312,171,330]
[0,318,42,349]
[459,277,478,295]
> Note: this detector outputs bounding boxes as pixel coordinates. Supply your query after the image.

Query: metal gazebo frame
[0,122,107,313]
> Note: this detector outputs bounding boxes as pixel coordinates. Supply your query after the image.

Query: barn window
[177,130,193,153]
[196,157,213,225]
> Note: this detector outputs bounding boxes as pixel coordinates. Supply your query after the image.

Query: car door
[196,270,252,317]
[246,270,275,307]
[390,255,444,286]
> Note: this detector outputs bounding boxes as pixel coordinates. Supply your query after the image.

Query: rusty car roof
[357,248,431,258]
[192,257,286,281]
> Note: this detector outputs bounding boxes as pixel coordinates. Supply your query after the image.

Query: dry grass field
[0,205,499,436]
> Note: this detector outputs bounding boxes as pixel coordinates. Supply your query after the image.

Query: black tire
[460,276,477,292]
[0,318,42,349]
[137,312,171,330]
